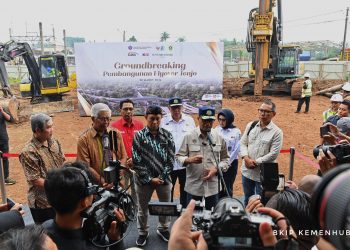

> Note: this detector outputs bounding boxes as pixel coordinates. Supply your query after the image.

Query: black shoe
[157,229,170,242]
[136,233,149,247]
[5,177,16,185]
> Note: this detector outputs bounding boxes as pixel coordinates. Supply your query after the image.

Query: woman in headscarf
[215,109,241,198]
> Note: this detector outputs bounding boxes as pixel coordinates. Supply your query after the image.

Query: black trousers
[297,96,311,112]
[30,207,55,224]
[0,141,9,179]
[219,159,238,198]
[171,168,187,208]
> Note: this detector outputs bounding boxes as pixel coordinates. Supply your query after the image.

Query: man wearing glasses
[77,103,127,186]
[111,99,144,208]
[160,97,195,208]
[240,99,283,206]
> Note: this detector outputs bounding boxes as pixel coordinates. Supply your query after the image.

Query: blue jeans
[242,175,262,206]
[187,193,219,210]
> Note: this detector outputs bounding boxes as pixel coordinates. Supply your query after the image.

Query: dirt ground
[4,93,329,204]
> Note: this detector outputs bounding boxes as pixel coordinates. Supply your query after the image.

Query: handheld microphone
[207,132,216,146]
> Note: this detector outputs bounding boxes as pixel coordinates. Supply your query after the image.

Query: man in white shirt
[160,97,196,208]
[240,99,283,206]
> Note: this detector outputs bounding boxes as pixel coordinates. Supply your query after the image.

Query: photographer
[42,162,125,250]
[169,199,298,250]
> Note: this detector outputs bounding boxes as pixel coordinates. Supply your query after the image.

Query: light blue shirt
[215,126,241,164]
[161,113,196,170]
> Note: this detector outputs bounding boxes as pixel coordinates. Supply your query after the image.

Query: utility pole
[63,29,67,58]
[39,22,44,55]
[123,30,126,42]
[341,7,349,61]
[52,26,56,53]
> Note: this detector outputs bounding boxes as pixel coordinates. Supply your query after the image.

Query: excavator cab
[277,45,302,78]
[20,54,71,99]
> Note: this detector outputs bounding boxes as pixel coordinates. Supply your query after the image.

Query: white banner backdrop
[75,42,223,115]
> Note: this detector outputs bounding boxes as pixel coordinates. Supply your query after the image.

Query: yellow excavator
[229,0,304,99]
[0,40,72,103]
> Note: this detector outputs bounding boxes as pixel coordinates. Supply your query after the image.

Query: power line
[285,18,344,28]
[284,9,344,23]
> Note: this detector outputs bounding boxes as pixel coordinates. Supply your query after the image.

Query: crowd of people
[1,78,350,249]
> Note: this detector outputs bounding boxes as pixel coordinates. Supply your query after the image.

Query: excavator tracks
[223,78,250,98]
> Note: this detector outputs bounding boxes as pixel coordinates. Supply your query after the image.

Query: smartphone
[6,198,15,209]
[320,125,330,137]
[277,174,285,191]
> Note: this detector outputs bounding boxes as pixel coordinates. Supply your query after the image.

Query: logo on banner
[128,46,133,50]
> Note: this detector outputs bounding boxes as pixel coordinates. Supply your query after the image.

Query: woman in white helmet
[295,73,312,114]
[322,93,343,122]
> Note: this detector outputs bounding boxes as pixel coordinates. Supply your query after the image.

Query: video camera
[260,163,285,205]
[149,198,276,249]
[81,160,136,245]
[313,144,350,164]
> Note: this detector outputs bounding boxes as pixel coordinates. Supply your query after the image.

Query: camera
[149,198,276,249]
[313,144,350,164]
[260,163,285,205]
[320,124,330,137]
[311,164,350,250]
[81,161,136,243]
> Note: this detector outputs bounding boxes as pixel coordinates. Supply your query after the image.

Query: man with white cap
[322,93,343,122]
[342,82,350,98]
[295,72,312,114]
[160,97,195,208]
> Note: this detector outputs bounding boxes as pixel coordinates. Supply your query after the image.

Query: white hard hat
[342,82,350,92]
[330,93,343,102]
[304,73,310,78]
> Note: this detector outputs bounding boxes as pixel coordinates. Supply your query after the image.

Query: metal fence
[5,61,350,82]
[223,61,350,80]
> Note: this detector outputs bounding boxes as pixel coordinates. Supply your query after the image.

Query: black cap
[199,106,215,120]
[169,97,183,107]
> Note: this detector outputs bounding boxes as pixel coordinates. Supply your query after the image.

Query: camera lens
[311,164,350,249]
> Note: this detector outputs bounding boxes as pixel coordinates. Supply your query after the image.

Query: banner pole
[288,147,295,181]
[0,151,7,204]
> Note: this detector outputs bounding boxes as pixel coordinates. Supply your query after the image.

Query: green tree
[176,36,186,42]
[160,32,170,42]
[127,35,137,42]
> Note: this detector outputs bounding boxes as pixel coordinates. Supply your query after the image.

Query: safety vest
[301,79,312,97]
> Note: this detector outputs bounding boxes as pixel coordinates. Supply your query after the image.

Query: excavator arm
[0,41,41,100]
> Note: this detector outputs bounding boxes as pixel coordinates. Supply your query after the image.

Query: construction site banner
[75,42,223,116]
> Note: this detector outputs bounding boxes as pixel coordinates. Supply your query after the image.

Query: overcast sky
[0,0,349,44]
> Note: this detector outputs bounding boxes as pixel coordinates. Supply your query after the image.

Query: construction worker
[322,93,343,122]
[295,73,312,114]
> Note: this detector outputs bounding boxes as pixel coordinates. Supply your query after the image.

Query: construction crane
[229,0,303,99]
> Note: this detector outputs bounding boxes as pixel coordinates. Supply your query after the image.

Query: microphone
[102,133,110,149]
[202,142,208,146]
[207,132,216,146]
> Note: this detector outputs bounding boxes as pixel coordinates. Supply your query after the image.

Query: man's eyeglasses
[122,107,134,111]
[258,109,273,114]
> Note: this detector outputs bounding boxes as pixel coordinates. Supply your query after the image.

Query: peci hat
[168,97,183,107]
[199,106,215,120]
